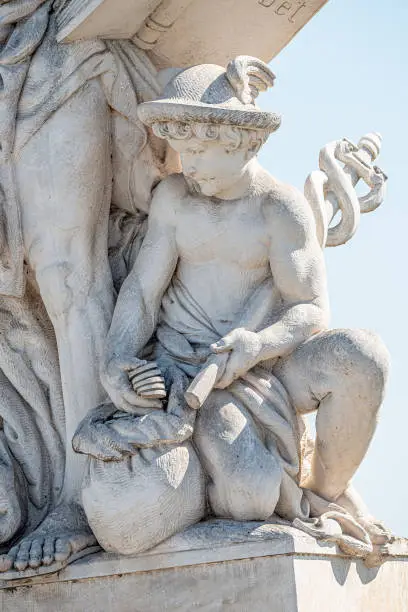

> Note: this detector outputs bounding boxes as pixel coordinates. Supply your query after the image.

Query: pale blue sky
[258,0,408,535]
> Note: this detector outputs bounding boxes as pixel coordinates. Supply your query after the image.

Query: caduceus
[128,131,388,410]
[305,131,388,248]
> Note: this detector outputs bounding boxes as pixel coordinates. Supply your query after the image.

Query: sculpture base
[1,520,407,611]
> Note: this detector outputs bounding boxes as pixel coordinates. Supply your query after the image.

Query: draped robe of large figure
[0,0,167,544]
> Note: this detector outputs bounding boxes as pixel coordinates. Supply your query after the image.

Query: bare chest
[175,196,269,269]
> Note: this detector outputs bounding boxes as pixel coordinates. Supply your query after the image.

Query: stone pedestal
[1,521,407,611]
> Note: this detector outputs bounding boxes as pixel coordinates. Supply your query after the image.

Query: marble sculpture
[0,0,391,579]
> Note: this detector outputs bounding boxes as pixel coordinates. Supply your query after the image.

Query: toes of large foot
[13,540,33,572]
[42,536,57,566]
[0,538,48,572]
[0,531,98,574]
[0,550,15,572]
[70,532,97,554]
[28,538,44,569]
[54,538,72,562]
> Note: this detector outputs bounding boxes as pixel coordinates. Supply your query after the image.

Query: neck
[215,157,260,200]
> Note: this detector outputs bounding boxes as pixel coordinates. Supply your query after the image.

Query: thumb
[210,334,234,354]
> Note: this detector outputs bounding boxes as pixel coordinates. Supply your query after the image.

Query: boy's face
[168,136,251,198]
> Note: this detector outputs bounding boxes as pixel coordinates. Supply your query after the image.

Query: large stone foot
[0,502,98,577]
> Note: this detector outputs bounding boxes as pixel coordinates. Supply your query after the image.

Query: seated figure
[74,56,391,561]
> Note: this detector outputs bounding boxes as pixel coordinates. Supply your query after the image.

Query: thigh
[194,390,265,476]
[194,389,282,520]
[16,79,112,267]
[273,328,389,414]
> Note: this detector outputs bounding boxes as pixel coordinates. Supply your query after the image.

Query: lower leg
[0,245,114,571]
[275,329,389,501]
[0,83,114,572]
[18,80,114,502]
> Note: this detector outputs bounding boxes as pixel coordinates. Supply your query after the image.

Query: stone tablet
[57,0,329,67]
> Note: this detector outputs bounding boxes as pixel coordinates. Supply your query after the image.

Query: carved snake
[304,133,387,248]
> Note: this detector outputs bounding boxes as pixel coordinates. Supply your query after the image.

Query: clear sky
[258,0,408,536]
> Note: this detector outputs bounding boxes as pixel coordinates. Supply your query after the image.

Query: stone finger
[138,389,167,399]
[126,362,159,376]
[133,384,166,395]
[54,538,72,562]
[214,358,239,389]
[135,381,166,393]
[122,390,163,409]
[28,537,45,569]
[114,395,155,415]
[215,372,234,389]
[129,369,162,384]
[132,376,165,390]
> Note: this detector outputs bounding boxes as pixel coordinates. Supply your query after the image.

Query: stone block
[1,521,407,611]
[56,0,329,67]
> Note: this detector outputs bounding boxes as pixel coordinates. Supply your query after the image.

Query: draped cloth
[0,275,65,544]
[0,1,161,543]
[0,0,161,297]
[77,277,377,559]
[0,2,378,561]
[155,279,310,518]
[0,0,52,296]
[149,278,376,558]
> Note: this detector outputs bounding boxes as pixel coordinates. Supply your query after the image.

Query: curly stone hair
[151,121,271,154]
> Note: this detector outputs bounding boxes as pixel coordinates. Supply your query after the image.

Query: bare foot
[306,483,393,546]
[0,502,97,573]
[335,486,393,545]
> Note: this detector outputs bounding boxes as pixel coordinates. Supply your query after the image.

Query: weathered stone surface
[56,0,329,68]
[73,55,390,565]
[0,2,395,595]
[1,521,407,611]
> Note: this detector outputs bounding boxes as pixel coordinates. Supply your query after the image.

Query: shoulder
[258,173,311,220]
[259,175,316,239]
[149,173,188,223]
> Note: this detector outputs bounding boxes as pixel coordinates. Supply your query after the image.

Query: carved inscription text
[258,0,307,23]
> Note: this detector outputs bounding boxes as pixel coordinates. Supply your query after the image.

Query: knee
[35,261,77,319]
[331,329,390,403]
[29,237,97,320]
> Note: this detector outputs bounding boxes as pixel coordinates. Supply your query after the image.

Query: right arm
[102,177,180,411]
